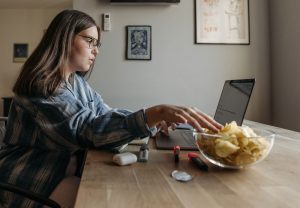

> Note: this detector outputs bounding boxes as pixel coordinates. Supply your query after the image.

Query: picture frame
[13,43,28,62]
[195,0,250,45]
[126,25,152,60]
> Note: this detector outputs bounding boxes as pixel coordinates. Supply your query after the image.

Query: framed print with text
[195,0,250,44]
[126,25,152,60]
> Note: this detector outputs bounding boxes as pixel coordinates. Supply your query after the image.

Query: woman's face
[67,26,99,77]
[134,31,144,45]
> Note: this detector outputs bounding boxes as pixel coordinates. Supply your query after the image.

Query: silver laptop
[155,79,255,150]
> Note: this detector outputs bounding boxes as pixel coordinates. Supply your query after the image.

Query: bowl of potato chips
[194,121,275,169]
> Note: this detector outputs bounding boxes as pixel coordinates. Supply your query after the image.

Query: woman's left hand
[145,104,223,133]
[156,120,177,136]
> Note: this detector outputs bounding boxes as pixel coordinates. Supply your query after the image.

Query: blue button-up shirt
[0,73,154,207]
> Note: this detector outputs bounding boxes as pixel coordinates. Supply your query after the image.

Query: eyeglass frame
[77,35,102,49]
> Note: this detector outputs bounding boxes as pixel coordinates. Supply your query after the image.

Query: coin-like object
[171,170,193,182]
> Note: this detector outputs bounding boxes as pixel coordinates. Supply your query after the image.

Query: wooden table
[74,121,300,208]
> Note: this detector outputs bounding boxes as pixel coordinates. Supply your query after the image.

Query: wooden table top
[74,121,300,208]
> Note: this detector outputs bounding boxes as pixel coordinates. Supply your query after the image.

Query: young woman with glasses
[0,10,222,208]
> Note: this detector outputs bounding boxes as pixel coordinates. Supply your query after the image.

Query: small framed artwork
[195,0,250,45]
[13,43,28,62]
[126,25,152,60]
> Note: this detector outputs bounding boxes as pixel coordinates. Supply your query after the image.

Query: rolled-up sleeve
[25,84,153,149]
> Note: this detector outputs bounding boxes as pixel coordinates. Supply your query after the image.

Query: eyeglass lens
[78,35,101,48]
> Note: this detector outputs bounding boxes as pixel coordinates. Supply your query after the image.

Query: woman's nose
[92,47,99,55]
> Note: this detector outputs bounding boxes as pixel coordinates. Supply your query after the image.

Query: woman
[0,10,222,208]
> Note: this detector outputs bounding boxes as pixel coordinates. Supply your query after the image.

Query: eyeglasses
[78,35,101,49]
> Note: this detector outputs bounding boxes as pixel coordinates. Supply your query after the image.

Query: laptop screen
[155,78,255,150]
[214,79,255,126]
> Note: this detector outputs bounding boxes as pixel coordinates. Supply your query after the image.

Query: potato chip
[215,139,240,158]
[196,121,271,166]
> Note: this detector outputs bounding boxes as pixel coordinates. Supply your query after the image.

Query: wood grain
[75,121,300,208]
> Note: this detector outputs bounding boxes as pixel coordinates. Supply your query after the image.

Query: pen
[188,152,208,171]
[173,145,180,163]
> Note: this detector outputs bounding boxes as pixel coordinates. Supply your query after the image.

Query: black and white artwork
[126,25,151,60]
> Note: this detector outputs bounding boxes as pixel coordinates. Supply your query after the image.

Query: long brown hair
[13,10,100,97]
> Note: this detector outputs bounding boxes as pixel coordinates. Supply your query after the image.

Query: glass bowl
[194,128,275,169]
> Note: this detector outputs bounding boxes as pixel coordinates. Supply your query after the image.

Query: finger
[171,123,177,130]
[163,121,177,131]
[199,118,220,132]
[195,115,220,132]
[160,120,170,136]
[182,107,219,133]
[173,112,188,124]
[192,107,223,130]
[174,108,204,132]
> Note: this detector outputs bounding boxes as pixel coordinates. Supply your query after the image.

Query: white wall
[74,0,271,123]
[0,8,68,115]
[269,0,300,131]
[0,0,272,125]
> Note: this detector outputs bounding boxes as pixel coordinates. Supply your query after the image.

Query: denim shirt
[0,73,154,207]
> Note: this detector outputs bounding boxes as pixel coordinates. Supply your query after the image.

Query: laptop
[155,78,255,150]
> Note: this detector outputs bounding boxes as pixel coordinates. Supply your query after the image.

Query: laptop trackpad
[155,130,198,150]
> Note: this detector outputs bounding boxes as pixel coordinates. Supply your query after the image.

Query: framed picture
[126,25,152,60]
[195,0,250,45]
[13,43,28,62]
